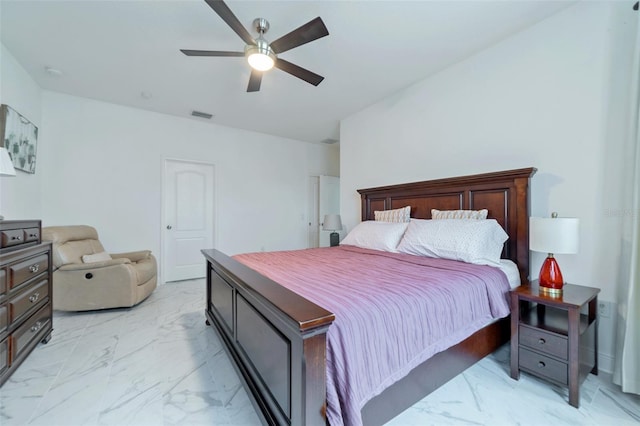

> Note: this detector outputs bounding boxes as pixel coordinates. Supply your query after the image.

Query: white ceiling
[0,0,574,144]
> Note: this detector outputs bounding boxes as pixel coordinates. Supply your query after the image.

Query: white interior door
[162,159,215,282]
[307,176,320,248]
[319,175,340,247]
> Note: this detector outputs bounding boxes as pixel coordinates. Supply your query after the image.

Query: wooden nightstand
[510,281,600,408]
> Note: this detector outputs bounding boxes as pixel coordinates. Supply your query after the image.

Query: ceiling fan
[181,0,329,92]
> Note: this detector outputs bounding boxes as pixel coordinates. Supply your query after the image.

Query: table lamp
[529,212,579,295]
[0,147,16,220]
[322,214,342,247]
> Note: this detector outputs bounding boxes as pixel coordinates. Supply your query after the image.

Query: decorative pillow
[396,219,507,266]
[374,206,411,223]
[431,209,488,220]
[82,251,112,263]
[340,221,409,252]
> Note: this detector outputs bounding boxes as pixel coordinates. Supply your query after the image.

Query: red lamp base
[539,254,564,296]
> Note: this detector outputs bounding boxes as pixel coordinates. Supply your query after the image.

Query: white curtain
[613,6,640,396]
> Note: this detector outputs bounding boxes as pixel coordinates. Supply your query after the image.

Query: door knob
[166,225,172,230]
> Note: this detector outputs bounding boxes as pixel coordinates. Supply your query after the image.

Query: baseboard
[598,351,615,374]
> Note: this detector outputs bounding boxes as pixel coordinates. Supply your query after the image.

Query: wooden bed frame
[202,167,536,425]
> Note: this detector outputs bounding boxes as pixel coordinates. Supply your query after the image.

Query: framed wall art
[0,104,38,174]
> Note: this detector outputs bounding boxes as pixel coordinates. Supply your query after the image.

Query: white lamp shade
[322,214,342,231]
[530,217,579,254]
[0,147,16,176]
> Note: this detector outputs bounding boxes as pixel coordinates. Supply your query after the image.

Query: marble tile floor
[0,279,638,426]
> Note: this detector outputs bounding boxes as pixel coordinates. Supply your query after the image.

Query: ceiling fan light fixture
[245,38,276,71]
[180,3,327,92]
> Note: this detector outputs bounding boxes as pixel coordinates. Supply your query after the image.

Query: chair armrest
[111,250,152,263]
[58,258,131,271]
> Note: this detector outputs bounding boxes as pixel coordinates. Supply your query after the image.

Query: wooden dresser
[0,220,53,386]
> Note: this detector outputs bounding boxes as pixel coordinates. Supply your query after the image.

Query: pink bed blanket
[233,246,511,426]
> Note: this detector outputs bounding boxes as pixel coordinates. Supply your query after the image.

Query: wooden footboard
[202,249,334,426]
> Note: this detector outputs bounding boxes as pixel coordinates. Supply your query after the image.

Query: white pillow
[374,206,411,223]
[82,251,112,263]
[340,221,409,252]
[396,219,507,266]
[431,209,488,220]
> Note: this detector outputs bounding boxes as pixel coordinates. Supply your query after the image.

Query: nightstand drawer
[519,325,567,360]
[519,347,567,385]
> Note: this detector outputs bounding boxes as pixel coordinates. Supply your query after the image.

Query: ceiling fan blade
[205,0,255,45]
[275,59,324,86]
[270,17,329,54]
[181,49,244,57]
[247,70,262,92]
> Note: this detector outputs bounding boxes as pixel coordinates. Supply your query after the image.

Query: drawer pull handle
[538,338,546,345]
[30,321,42,333]
[538,361,546,368]
[29,292,40,303]
[12,236,22,241]
[29,264,40,273]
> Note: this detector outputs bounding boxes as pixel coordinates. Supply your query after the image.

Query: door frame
[318,175,340,247]
[307,175,320,248]
[160,157,217,284]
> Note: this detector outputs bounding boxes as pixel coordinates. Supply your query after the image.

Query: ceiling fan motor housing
[253,18,269,35]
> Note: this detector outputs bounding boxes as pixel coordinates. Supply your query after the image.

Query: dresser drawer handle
[30,321,43,333]
[29,292,40,303]
[538,338,546,345]
[29,264,40,273]
[12,236,22,241]
[538,361,546,368]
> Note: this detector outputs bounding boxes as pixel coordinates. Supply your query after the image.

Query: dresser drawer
[0,304,7,334]
[1,230,24,249]
[9,280,48,326]
[519,325,567,360]
[9,254,48,290]
[11,304,51,362]
[519,347,568,385]
[0,234,51,387]
[0,338,7,374]
[24,228,40,243]
[0,269,5,296]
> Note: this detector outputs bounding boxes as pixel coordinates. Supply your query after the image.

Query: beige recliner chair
[42,225,157,311]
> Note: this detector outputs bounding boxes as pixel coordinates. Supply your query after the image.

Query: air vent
[191,110,213,119]
[321,138,339,145]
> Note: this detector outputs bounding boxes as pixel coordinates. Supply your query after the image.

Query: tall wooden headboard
[357,167,537,283]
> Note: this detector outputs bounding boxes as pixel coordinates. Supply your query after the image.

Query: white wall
[0,45,43,219]
[39,92,339,261]
[340,2,636,372]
